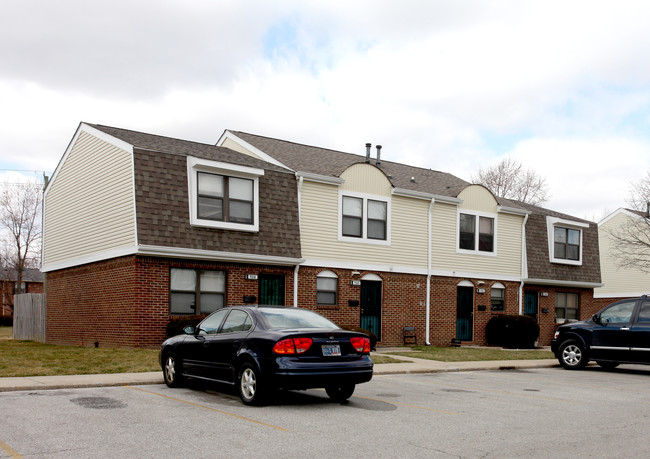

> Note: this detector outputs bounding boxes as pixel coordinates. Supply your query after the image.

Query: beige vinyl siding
[597,212,650,297]
[43,131,136,267]
[431,201,523,277]
[220,138,263,160]
[458,185,498,212]
[300,165,428,269]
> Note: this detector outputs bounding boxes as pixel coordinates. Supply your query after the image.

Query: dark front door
[259,274,285,305]
[524,292,538,322]
[360,281,382,341]
[456,286,473,341]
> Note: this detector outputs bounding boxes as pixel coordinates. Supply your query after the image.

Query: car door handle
[232,340,242,348]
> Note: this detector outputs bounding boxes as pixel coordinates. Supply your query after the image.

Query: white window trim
[338,191,391,246]
[546,217,588,266]
[187,156,264,232]
[456,210,498,257]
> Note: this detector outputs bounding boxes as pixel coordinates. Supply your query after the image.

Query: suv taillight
[350,336,371,353]
[273,337,313,354]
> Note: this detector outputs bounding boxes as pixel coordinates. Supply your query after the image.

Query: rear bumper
[266,356,373,390]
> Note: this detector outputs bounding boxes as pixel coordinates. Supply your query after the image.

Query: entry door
[259,274,285,305]
[456,286,474,341]
[360,281,382,341]
[524,292,538,322]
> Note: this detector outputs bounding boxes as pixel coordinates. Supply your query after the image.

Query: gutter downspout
[293,175,304,307]
[519,214,529,315]
[426,198,435,345]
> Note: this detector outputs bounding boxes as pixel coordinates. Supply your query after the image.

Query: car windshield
[259,308,339,330]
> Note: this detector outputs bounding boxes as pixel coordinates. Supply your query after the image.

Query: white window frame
[187,156,264,232]
[456,210,498,256]
[546,217,588,266]
[338,191,391,246]
[316,270,338,306]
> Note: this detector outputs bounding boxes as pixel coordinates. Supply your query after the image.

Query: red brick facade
[46,257,598,348]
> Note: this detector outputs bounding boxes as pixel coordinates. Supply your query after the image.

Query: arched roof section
[457,184,499,213]
[340,163,393,197]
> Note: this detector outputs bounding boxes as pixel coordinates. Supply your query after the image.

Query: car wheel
[238,362,266,406]
[325,384,355,402]
[597,361,620,370]
[163,353,184,388]
[558,340,588,370]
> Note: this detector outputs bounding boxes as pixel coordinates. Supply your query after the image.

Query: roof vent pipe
[365,143,371,163]
[376,145,382,167]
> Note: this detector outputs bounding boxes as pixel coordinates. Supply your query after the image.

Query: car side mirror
[592,314,600,324]
[183,325,196,335]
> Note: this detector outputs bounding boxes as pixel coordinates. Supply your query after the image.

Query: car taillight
[273,337,313,354]
[350,336,371,353]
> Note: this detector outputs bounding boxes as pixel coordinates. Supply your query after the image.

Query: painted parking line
[125,386,288,431]
[0,440,22,459]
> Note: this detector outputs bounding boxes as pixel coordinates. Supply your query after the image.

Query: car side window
[637,301,650,323]
[198,308,229,335]
[600,301,636,324]
[219,310,253,334]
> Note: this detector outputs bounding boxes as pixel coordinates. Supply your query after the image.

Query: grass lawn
[0,326,12,339]
[389,345,554,362]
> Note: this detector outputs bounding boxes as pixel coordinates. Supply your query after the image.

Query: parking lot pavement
[0,353,559,392]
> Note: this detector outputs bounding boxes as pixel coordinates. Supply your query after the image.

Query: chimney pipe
[365,143,371,163]
[376,145,382,167]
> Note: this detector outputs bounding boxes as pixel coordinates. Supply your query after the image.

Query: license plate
[322,344,341,357]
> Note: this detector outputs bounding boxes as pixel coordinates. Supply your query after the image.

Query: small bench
[403,326,417,345]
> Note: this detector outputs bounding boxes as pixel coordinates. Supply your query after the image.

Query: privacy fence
[13,293,46,342]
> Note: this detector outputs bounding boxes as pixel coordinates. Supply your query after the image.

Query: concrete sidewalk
[0,352,559,392]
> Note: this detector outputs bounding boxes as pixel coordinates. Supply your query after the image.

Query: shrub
[340,325,378,350]
[486,315,540,349]
[0,317,12,327]
[166,315,207,338]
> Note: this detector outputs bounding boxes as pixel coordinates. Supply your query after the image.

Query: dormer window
[547,217,588,266]
[339,192,390,245]
[188,156,263,232]
[458,211,496,255]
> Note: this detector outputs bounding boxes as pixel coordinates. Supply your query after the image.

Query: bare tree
[472,157,550,206]
[605,172,650,273]
[0,180,43,295]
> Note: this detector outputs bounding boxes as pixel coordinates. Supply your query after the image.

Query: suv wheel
[558,340,588,370]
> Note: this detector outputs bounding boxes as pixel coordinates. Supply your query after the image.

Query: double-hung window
[458,212,496,254]
[547,217,587,265]
[170,268,226,315]
[555,292,579,321]
[188,156,263,232]
[491,283,505,311]
[316,270,338,306]
[340,193,389,243]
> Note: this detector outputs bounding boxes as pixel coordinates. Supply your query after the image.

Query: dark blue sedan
[160,306,373,404]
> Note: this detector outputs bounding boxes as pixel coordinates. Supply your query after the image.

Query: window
[637,300,650,322]
[220,310,253,333]
[187,156,263,232]
[458,212,496,254]
[198,172,253,224]
[555,292,579,321]
[316,271,338,306]
[170,268,225,315]
[554,227,580,261]
[340,193,390,243]
[599,300,635,324]
[491,283,505,311]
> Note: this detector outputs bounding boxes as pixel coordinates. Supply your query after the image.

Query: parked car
[160,305,373,404]
[551,295,650,370]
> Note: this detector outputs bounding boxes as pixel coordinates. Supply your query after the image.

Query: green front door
[456,286,474,341]
[259,274,285,305]
[360,281,382,341]
[524,292,538,322]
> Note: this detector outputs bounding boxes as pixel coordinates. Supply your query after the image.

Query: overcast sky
[2,0,650,220]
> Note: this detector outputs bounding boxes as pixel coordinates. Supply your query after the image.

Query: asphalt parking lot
[2,366,649,458]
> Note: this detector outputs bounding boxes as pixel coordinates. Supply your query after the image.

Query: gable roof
[225,131,470,198]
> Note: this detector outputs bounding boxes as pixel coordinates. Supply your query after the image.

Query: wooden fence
[13,293,46,342]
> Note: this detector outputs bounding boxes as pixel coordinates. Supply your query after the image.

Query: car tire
[325,384,356,402]
[238,362,266,406]
[596,361,620,370]
[163,353,184,388]
[558,340,588,370]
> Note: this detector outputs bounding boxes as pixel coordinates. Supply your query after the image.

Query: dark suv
[551,295,650,370]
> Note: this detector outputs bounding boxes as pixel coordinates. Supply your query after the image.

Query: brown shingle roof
[228,131,470,198]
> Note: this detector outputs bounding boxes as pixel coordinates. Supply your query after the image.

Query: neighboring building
[595,208,650,309]
[42,123,602,348]
[0,267,44,319]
